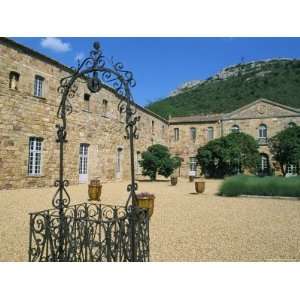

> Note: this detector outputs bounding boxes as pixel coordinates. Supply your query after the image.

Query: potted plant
[195,181,205,193]
[88,179,102,201]
[170,175,178,186]
[136,192,155,218]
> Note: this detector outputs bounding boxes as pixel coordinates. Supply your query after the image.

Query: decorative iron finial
[93,41,100,51]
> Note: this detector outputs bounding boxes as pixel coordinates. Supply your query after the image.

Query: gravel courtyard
[1,178,300,261]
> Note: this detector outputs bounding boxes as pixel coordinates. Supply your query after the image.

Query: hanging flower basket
[136,192,155,218]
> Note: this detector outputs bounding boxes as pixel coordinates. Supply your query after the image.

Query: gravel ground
[1,178,300,261]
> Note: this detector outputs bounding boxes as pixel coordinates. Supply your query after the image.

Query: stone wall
[1,38,300,190]
[168,122,221,176]
[0,39,168,190]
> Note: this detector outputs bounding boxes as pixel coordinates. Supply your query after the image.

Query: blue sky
[12,37,300,107]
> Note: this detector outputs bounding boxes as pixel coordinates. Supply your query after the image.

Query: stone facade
[0,38,168,189]
[1,38,300,190]
[169,99,300,177]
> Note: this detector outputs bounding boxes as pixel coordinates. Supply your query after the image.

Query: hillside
[146,59,300,119]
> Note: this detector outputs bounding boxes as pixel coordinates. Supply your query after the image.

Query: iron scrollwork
[29,41,149,262]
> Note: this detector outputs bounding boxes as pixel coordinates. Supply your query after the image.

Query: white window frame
[28,137,43,176]
[207,127,214,141]
[258,124,267,138]
[34,75,44,98]
[231,125,240,133]
[174,128,179,141]
[286,163,297,176]
[190,127,196,142]
[79,144,89,175]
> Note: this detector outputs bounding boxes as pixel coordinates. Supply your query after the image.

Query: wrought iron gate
[29,41,150,262]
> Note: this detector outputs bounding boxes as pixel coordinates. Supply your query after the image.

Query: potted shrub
[136,192,155,217]
[195,181,205,193]
[88,179,102,201]
[170,175,178,186]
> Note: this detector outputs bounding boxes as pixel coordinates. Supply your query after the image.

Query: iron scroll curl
[29,41,149,262]
[55,41,140,210]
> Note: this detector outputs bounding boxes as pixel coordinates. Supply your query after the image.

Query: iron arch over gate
[29,42,149,262]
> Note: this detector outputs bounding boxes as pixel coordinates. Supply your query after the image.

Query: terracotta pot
[171,177,178,186]
[195,181,205,193]
[136,196,155,218]
[88,179,102,201]
[189,175,195,182]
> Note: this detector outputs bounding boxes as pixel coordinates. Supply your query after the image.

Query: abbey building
[1,38,300,190]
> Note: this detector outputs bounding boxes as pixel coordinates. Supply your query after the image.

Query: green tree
[269,125,300,175]
[140,144,179,180]
[196,132,260,178]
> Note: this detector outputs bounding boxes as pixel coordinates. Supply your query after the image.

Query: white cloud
[75,52,85,62]
[40,37,71,52]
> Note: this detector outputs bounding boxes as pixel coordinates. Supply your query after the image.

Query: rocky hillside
[146,59,300,119]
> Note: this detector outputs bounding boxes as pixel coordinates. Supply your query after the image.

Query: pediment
[223,99,300,120]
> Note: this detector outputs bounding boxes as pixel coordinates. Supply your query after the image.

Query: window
[288,122,296,128]
[151,120,155,134]
[190,127,196,142]
[102,99,108,117]
[119,105,125,122]
[162,125,165,137]
[28,137,42,176]
[231,125,240,133]
[174,128,179,141]
[258,124,267,138]
[9,71,20,90]
[79,144,89,182]
[116,147,123,177]
[136,151,142,175]
[189,157,197,172]
[259,153,269,173]
[207,127,214,141]
[34,75,44,97]
[286,163,297,176]
[83,93,90,111]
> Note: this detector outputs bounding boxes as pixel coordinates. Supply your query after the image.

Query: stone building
[169,99,300,177]
[1,38,300,190]
[0,38,168,189]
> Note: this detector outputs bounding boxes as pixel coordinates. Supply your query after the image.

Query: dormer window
[34,75,44,98]
[9,71,20,90]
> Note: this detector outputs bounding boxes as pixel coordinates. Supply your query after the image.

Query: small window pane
[28,137,42,176]
[34,76,44,97]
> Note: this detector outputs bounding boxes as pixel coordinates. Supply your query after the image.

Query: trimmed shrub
[219,175,300,197]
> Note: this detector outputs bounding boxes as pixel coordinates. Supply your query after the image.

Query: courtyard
[0,178,300,261]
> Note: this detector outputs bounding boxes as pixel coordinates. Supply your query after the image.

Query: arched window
[258,124,267,138]
[9,71,20,90]
[288,122,296,128]
[231,125,240,133]
[258,153,270,175]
